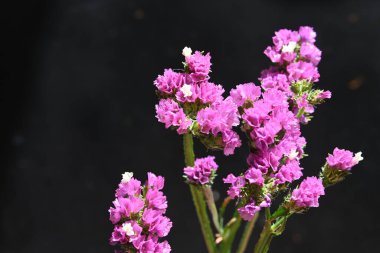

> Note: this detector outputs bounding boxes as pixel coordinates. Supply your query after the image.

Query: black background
[2,0,380,252]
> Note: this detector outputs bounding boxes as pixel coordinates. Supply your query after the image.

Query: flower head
[109,173,172,252]
[291,176,325,208]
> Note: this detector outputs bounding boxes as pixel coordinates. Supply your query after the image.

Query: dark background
[2,0,379,252]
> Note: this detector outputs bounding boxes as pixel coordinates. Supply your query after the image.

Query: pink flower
[244,167,264,186]
[185,51,212,81]
[147,172,165,190]
[286,61,320,82]
[260,72,290,94]
[238,201,261,221]
[224,174,246,199]
[275,160,303,184]
[196,97,239,136]
[326,148,363,171]
[155,99,192,135]
[222,130,242,156]
[242,100,271,128]
[291,177,325,208]
[146,189,168,211]
[154,69,185,94]
[109,173,172,252]
[175,83,198,103]
[197,81,225,104]
[183,156,218,185]
[299,26,316,43]
[300,42,321,66]
[115,178,141,198]
[317,90,332,99]
[230,83,261,107]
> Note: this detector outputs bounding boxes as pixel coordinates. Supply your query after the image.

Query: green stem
[219,212,242,253]
[253,221,273,253]
[203,186,222,233]
[236,212,259,253]
[183,134,216,253]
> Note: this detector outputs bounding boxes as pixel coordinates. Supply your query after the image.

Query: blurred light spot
[348,76,364,90]
[134,9,145,20]
[292,232,303,243]
[348,13,359,24]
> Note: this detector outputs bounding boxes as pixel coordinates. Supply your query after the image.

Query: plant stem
[203,186,222,233]
[236,212,259,253]
[219,211,241,253]
[253,220,273,253]
[183,134,216,253]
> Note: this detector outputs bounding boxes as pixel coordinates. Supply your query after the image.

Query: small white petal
[180,84,193,97]
[182,47,192,57]
[121,172,133,183]
[282,41,297,53]
[288,149,299,160]
[353,152,363,163]
[122,223,135,236]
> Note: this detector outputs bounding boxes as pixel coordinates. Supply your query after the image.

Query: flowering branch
[107,26,364,253]
[183,133,217,253]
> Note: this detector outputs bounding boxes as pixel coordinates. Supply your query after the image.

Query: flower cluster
[154,48,241,155]
[290,176,325,208]
[260,26,331,124]
[326,148,363,171]
[184,156,218,185]
[321,148,363,186]
[109,172,172,253]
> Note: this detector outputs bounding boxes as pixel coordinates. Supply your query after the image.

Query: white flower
[182,47,192,57]
[281,41,297,53]
[121,172,133,183]
[353,151,363,164]
[180,84,193,97]
[288,149,299,160]
[122,222,135,236]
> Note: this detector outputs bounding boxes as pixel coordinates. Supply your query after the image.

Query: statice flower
[299,26,317,43]
[291,176,325,208]
[197,97,240,135]
[175,83,198,103]
[244,167,264,186]
[197,81,225,104]
[286,61,320,82]
[275,160,303,185]
[109,172,172,253]
[223,174,246,199]
[326,148,363,171]
[155,98,192,134]
[154,69,185,94]
[184,156,218,185]
[321,148,363,187]
[238,200,261,221]
[229,83,261,107]
[185,51,212,81]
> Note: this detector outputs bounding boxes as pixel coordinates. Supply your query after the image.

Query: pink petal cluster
[287,61,320,83]
[183,156,218,185]
[264,26,321,68]
[291,176,325,208]
[185,51,212,81]
[196,97,242,155]
[275,160,303,185]
[154,69,185,94]
[237,195,272,221]
[326,148,362,171]
[230,83,261,107]
[155,98,192,134]
[224,169,269,221]
[109,173,172,253]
